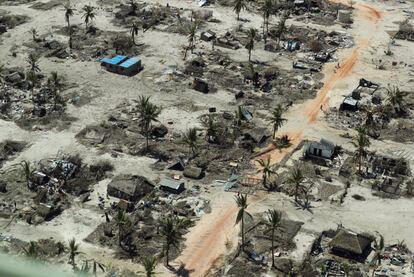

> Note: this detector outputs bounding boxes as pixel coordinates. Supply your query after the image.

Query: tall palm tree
[26,71,39,101]
[81,259,106,276]
[257,156,275,191]
[29,28,38,42]
[182,21,199,60]
[262,0,275,43]
[27,53,40,73]
[200,114,219,143]
[270,104,287,139]
[23,241,38,259]
[371,234,384,276]
[136,96,162,150]
[233,0,247,20]
[18,160,35,189]
[129,0,139,15]
[48,71,66,109]
[245,28,256,62]
[68,238,81,269]
[0,64,4,85]
[159,215,183,266]
[235,194,252,248]
[64,1,75,49]
[115,209,127,246]
[386,85,408,116]
[183,128,199,156]
[130,22,139,45]
[141,255,157,277]
[188,21,199,54]
[351,126,370,173]
[82,5,96,30]
[265,209,282,268]
[287,166,304,203]
[277,11,289,46]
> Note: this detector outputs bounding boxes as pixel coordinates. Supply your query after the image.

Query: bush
[309,40,323,52]
[89,160,114,180]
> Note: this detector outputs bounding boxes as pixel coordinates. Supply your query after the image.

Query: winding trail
[174,1,386,276]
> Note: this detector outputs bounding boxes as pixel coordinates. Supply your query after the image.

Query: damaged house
[107,175,154,202]
[329,229,374,261]
[304,139,338,161]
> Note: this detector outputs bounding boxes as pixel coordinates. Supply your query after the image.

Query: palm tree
[26,52,40,98]
[265,209,282,267]
[26,71,39,101]
[129,0,139,15]
[81,259,106,276]
[371,234,384,276]
[136,96,162,150]
[257,156,275,191]
[270,104,287,139]
[48,72,66,110]
[386,85,408,116]
[0,64,4,85]
[159,215,183,266]
[18,160,35,189]
[183,128,199,156]
[183,21,199,59]
[68,238,81,269]
[23,241,38,259]
[27,53,40,73]
[287,166,304,203]
[235,194,252,248]
[130,22,139,45]
[82,5,96,30]
[262,0,275,43]
[64,1,75,49]
[245,28,256,62]
[200,115,219,143]
[277,11,289,46]
[362,105,381,128]
[188,21,199,54]
[351,126,370,173]
[29,28,38,42]
[233,0,247,20]
[115,209,127,246]
[141,255,157,277]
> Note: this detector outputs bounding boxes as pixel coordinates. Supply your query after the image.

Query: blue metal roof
[119,57,141,68]
[101,55,127,65]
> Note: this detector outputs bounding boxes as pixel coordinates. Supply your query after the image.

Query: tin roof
[101,55,127,65]
[119,57,141,68]
[159,178,184,190]
[343,96,358,106]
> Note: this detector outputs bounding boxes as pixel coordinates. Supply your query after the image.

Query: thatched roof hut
[329,229,374,260]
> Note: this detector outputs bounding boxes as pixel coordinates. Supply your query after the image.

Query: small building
[340,96,359,111]
[200,30,216,42]
[118,57,142,76]
[284,40,300,52]
[183,166,203,179]
[192,78,209,93]
[107,175,154,202]
[329,229,374,260]
[305,139,337,160]
[100,55,128,73]
[159,179,185,194]
[100,55,142,76]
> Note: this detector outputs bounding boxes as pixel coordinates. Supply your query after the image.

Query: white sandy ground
[0,0,413,276]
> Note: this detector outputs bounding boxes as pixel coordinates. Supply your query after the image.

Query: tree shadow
[166,262,195,277]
